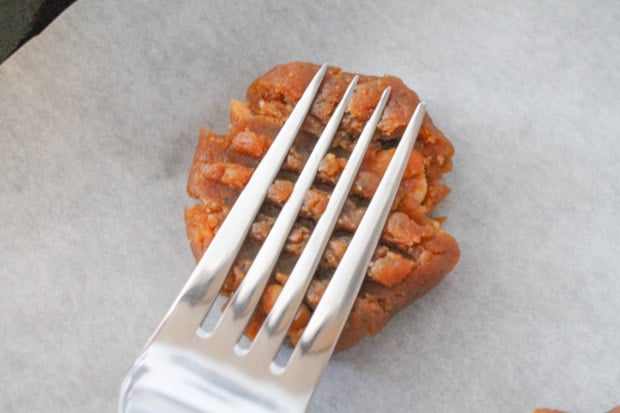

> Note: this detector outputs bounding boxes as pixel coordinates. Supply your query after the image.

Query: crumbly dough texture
[185,62,460,351]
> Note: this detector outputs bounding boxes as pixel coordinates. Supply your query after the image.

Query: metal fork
[119,64,426,413]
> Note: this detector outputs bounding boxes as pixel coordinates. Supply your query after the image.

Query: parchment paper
[1,1,619,412]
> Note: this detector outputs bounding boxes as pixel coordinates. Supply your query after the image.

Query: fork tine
[211,76,361,347]
[284,102,427,393]
[248,87,393,363]
[154,64,329,339]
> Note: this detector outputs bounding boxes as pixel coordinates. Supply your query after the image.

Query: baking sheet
[1,0,619,412]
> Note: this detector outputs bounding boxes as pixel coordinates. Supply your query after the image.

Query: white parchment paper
[1,1,619,412]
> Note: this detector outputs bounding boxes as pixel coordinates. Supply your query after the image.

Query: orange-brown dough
[185,62,460,351]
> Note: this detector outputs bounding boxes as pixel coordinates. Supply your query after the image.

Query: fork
[119,63,426,413]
